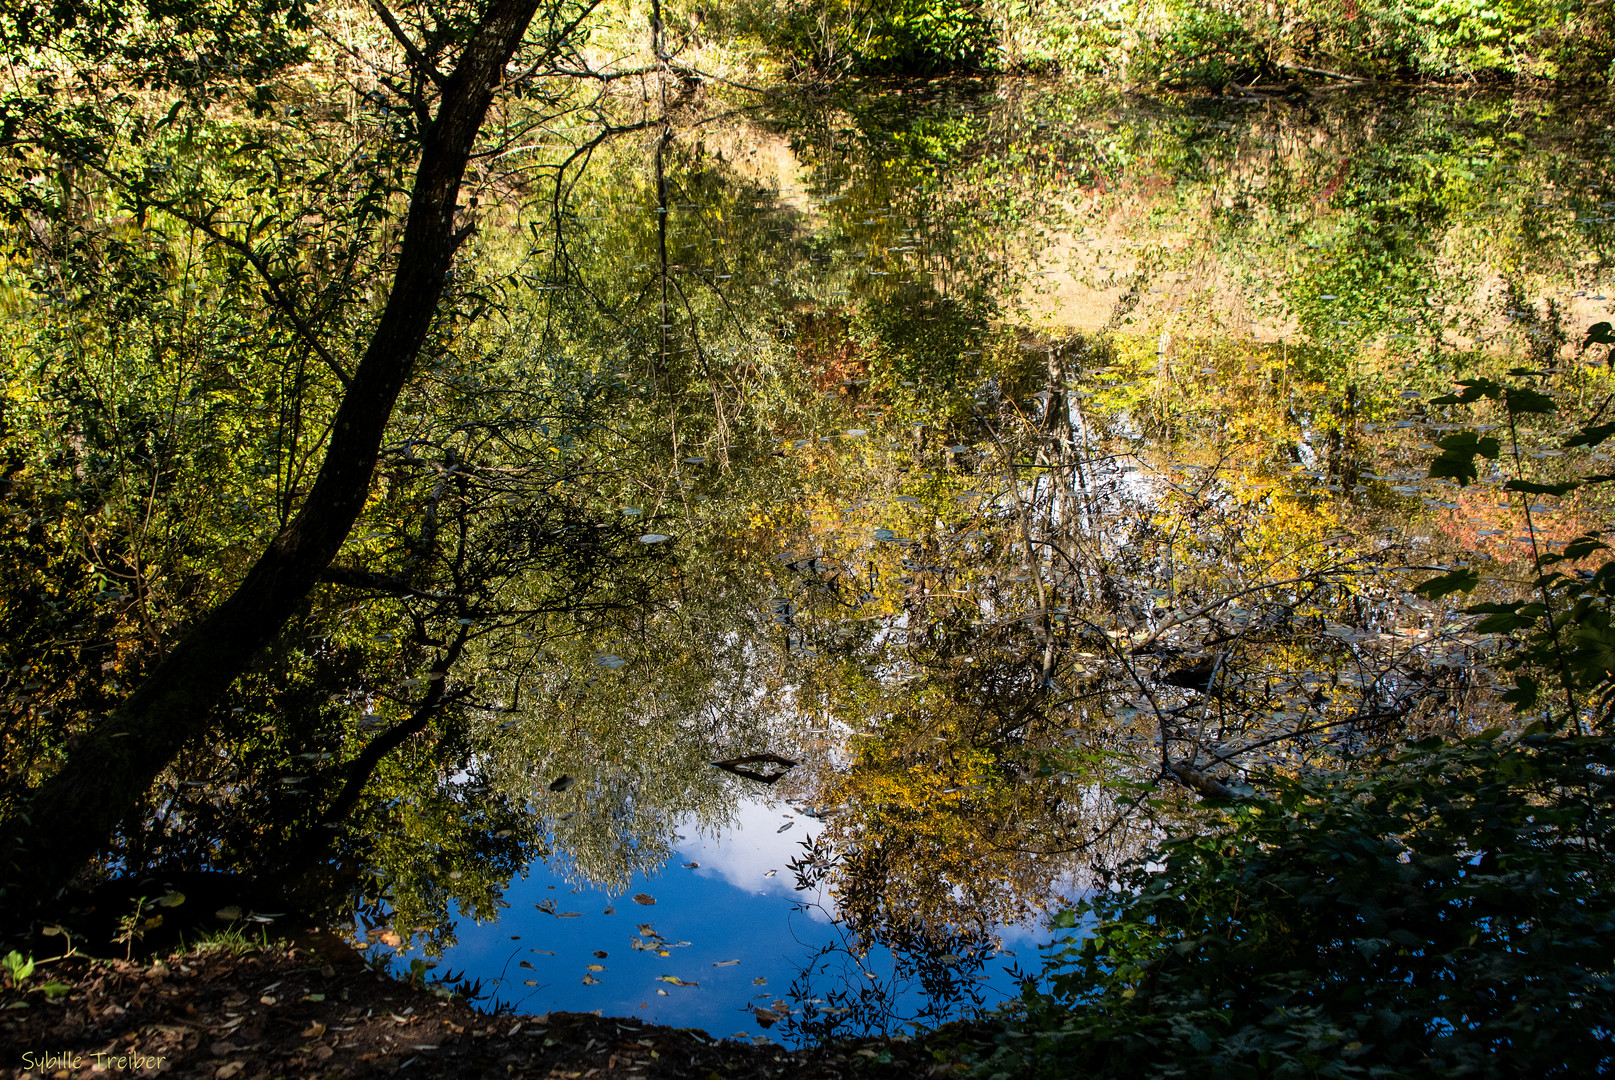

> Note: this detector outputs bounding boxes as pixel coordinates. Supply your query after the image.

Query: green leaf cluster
[975,735,1615,1078]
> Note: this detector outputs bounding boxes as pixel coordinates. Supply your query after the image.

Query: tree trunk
[0,0,541,921]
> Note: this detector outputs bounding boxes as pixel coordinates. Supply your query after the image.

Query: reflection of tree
[748,316,1510,954]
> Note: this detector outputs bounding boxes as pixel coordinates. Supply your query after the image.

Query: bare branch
[369,0,448,87]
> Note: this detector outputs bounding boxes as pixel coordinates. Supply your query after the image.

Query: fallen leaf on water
[763,869,778,878]
[587,964,606,972]
[682,862,700,869]
[580,974,601,985]
[713,960,739,967]
[655,975,698,987]
[633,894,656,905]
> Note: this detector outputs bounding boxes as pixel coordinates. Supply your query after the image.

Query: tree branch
[2,0,546,919]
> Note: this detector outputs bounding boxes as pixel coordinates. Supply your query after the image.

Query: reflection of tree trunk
[277,626,472,884]
[1045,339,1102,608]
[0,0,543,917]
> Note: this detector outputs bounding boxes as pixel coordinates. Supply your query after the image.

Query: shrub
[981,734,1615,1077]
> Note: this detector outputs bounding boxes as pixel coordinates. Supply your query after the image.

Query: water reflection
[73,78,1615,1037]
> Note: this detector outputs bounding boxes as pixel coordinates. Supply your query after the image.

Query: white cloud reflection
[674,795,832,917]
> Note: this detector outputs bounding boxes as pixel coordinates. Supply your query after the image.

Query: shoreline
[0,942,948,1079]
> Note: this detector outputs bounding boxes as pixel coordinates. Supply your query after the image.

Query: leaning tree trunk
[0,0,541,922]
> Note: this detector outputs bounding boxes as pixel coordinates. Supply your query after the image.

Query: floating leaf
[763,869,778,878]
[713,959,740,967]
[633,894,656,906]
[655,975,698,987]
[776,823,792,833]
[587,964,606,972]
[594,654,626,669]
[639,534,670,544]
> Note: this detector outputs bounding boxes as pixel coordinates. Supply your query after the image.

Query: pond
[13,59,1615,1047]
[330,82,1615,1042]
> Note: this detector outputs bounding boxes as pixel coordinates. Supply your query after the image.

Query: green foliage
[976,0,1615,83]
[733,0,998,75]
[1,950,33,986]
[181,923,271,956]
[1416,354,1615,729]
[1427,430,1500,485]
[981,735,1615,1078]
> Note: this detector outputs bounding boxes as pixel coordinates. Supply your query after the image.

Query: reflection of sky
[408,794,1060,1043]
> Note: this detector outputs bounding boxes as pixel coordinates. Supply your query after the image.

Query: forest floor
[0,938,960,1080]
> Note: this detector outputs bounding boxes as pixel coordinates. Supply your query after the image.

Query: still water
[361,81,1615,1042]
